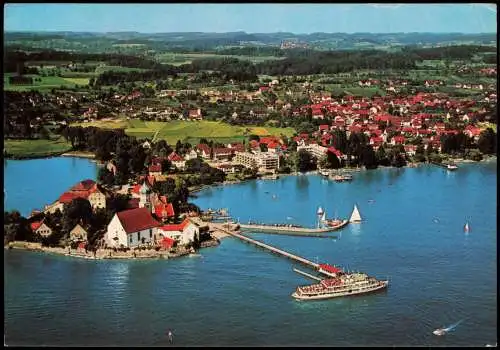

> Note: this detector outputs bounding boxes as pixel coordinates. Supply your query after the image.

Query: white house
[31,220,53,237]
[156,218,200,246]
[105,207,160,248]
[69,223,88,243]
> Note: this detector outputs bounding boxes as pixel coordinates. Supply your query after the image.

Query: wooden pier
[212,223,319,269]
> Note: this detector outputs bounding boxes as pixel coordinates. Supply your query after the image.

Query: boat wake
[444,319,463,332]
[286,216,294,220]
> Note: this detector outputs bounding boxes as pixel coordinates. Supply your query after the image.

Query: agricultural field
[71,119,296,145]
[4,137,72,157]
[156,52,284,65]
[4,74,90,91]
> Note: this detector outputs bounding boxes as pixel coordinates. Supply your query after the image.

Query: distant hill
[4,31,496,54]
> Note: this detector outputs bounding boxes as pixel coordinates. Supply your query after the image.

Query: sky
[4,3,497,34]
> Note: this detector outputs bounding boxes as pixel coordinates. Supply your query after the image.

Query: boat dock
[238,220,349,235]
[211,223,319,269]
[293,268,323,281]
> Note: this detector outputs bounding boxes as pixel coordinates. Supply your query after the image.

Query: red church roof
[116,208,160,234]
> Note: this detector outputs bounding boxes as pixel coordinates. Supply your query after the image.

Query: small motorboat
[433,328,447,336]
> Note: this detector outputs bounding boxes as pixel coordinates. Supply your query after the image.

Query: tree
[62,198,93,234]
[296,149,316,172]
[414,144,426,162]
[477,128,496,154]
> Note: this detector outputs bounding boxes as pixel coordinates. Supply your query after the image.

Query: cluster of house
[32,179,202,250]
[292,91,493,154]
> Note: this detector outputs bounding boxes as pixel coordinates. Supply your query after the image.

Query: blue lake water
[4,159,497,346]
[4,157,99,216]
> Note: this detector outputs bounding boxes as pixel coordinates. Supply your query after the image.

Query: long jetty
[211,223,319,269]
[239,220,349,235]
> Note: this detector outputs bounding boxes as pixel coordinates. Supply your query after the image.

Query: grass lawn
[71,119,296,144]
[4,75,89,92]
[4,137,72,157]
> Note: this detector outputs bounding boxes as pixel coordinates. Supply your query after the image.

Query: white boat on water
[433,328,447,336]
[349,205,362,223]
[464,222,470,232]
[447,164,458,171]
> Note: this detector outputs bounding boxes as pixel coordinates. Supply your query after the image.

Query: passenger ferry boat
[292,270,389,300]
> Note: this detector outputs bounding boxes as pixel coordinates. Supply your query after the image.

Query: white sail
[464,222,470,232]
[321,212,327,222]
[317,206,324,215]
[350,205,362,223]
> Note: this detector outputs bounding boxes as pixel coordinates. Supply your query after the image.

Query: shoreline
[5,238,221,261]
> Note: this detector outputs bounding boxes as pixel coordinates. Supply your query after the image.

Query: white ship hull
[292,280,388,301]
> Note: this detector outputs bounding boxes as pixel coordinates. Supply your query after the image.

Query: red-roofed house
[148,164,162,176]
[319,124,330,132]
[31,220,52,237]
[154,203,175,221]
[156,218,200,246]
[196,144,211,159]
[227,142,245,153]
[188,108,203,120]
[212,147,233,161]
[105,207,161,248]
[391,135,406,145]
[370,136,384,148]
[464,125,482,140]
[168,152,186,169]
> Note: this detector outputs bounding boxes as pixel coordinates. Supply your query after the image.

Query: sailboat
[349,205,362,223]
[464,222,470,233]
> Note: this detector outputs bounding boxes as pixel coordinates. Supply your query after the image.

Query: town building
[105,207,160,248]
[156,218,200,246]
[233,151,280,171]
[31,220,53,237]
[69,223,88,243]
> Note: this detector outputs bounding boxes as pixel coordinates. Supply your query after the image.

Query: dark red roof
[116,208,160,234]
[149,164,162,173]
[168,152,184,162]
[128,198,140,209]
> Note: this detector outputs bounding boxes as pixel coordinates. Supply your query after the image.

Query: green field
[156,53,284,65]
[4,74,90,91]
[71,119,296,144]
[4,137,73,158]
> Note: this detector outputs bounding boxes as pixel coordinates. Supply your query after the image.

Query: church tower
[139,181,151,210]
